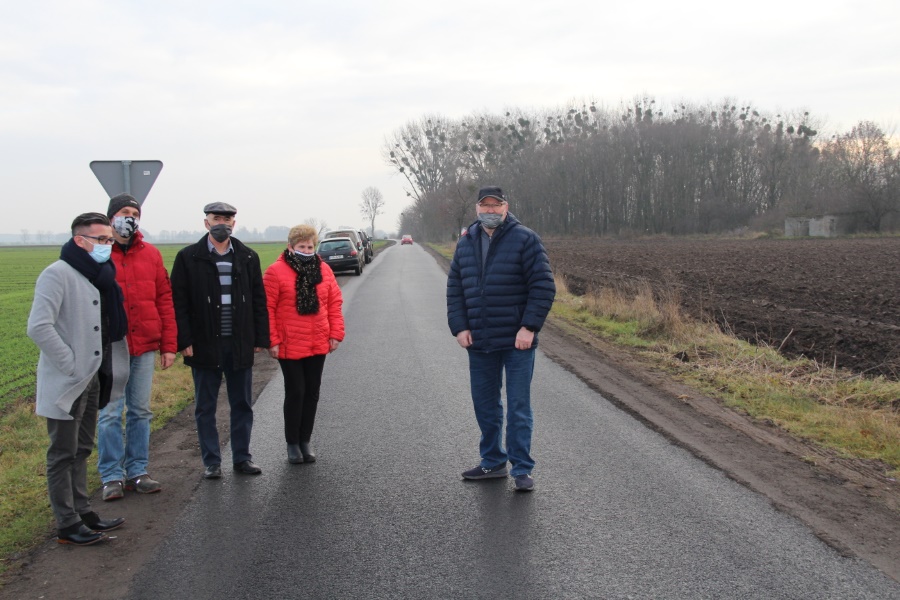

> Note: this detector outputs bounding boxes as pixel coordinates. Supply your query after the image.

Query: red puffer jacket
[110,231,178,356]
[263,253,345,359]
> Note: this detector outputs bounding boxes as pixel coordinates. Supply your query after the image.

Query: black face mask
[209,224,232,243]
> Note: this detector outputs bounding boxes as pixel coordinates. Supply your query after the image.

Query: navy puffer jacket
[447,213,556,352]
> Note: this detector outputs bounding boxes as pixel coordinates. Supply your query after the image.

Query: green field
[0,241,288,413]
[0,247,68,411]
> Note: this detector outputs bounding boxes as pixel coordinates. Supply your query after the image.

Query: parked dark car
[357,230,374,264]
[323,229,364,256]
[317,237,364,275]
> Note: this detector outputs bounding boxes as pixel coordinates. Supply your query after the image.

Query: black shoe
[461,463,508,480]
[299,442,316,463]
[57,523,105,546]
[287,444,303,464]
[513,474,535,492]
[80,511,125,532]
[233,460,262,475]
[203,464,222,479]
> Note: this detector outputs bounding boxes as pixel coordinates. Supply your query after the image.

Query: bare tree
[824,121,898,231]
[303,217,329,238]
[359,187,385,237]
[20,229,30,244]
[383,116,462,203]
[390,99,900,238]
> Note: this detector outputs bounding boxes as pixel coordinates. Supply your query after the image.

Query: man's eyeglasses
[80,234,115,245]
[477,203,505,209]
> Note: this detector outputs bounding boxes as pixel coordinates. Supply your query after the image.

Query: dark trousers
[46,373,99,529]
[192,342,254,466]
[279,354,327,444]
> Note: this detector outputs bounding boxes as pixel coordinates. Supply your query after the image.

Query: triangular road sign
[90,160,163,205]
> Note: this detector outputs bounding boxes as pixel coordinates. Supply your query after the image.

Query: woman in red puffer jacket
[263,224,345,465]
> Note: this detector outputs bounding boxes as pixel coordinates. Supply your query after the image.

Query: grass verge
[0,362,193,572]
[551,274,900,475]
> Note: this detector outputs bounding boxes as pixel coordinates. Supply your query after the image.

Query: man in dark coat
[171,202,270,479]
[447,186,556,492]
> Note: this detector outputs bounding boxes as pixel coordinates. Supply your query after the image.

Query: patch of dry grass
[552,274,900,474]
[0,361,194,572]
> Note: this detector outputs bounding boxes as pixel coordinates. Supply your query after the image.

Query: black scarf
[283,249,322,315]
[60,239,128,342]
[60,239,128,409]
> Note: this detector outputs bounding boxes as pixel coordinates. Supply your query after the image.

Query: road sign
[89,160,163,205]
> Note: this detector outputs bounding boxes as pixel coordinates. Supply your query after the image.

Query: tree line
[384,98,899,240]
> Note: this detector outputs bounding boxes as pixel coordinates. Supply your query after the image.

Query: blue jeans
[192,343,254,467]
[467,347,536,477]
[97,351,156,483]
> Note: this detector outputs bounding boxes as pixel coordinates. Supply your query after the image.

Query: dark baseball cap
[203,202,237,216]
[477,186,507,203]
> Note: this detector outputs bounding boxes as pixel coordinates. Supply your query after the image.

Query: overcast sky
[1,0,897,239]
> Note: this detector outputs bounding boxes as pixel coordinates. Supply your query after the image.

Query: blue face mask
[89,243,112,263]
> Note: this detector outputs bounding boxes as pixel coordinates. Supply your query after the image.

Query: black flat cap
[203,202,237,216]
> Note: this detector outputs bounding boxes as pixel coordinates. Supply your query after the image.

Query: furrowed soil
[1,240,898,598]
[545,237,900,378]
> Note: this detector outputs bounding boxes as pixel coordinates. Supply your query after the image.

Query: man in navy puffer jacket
[447,186,555,492]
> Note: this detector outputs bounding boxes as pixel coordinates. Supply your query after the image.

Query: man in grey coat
[27,213,130,545]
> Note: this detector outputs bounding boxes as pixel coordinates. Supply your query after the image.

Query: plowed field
[545,237,900,378]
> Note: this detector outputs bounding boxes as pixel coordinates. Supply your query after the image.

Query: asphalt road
[127,243,900,600]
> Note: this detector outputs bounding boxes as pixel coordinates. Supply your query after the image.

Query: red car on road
[401,235,414,245]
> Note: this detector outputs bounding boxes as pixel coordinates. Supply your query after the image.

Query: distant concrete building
[809,215,838,237]
[785,214,858,237]
[784,217,810,237]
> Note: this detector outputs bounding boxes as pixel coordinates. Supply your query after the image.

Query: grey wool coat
[27,260,130,420]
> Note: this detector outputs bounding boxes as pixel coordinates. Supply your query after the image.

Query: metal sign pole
[122,160,132,194]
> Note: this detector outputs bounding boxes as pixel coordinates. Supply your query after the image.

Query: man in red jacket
[97,194,178,501]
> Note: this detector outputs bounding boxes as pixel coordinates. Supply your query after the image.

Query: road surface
[122,243,899,599]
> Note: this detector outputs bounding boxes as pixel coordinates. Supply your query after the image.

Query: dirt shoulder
[2,242,897,598]
[0,355,281,600]
[540,318,900,580]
